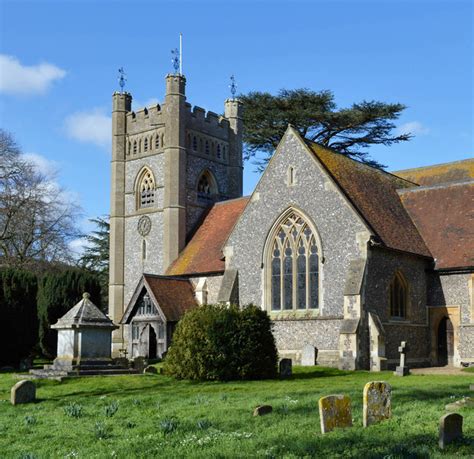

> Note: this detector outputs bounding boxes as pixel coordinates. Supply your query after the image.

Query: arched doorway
[437,317,454,366]
[148,325,157,359]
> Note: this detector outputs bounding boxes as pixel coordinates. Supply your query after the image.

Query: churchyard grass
[0,367,472,458]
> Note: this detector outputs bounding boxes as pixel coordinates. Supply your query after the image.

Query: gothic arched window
[144,137,148,152]
[267,211,320,311]
[205,140,210,155]
[217,144,221,158]
[390,272,408,318]
[137,168,156,209]
[197,170,217,201]
[133,140,138,154]
[155,134,160,150]
[193,136,198,151]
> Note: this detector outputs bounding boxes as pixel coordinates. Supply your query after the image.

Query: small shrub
[104,401,119,417]
[64,402,83,418]
[196,419,212,430]
[94,421,110,439]
[24,415,37,426]
[159,418,178,435]
[163,304,278,381]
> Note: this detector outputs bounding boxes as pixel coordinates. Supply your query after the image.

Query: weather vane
[229,75,237,98]
[118,67,127,93]
[171,33,183,75]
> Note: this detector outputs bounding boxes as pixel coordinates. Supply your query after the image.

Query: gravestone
[439,413,463,449]
[318,394,352,434]
[279,359,292,378]
[253,405,273,416]
[133,357,147,373]
[11,380,36,405]
[470,384,474,391]
[394,341,410,376]
[363,381,392,427]
[301,344,317,366]
[445,397,474,411]
[144,365,158,374]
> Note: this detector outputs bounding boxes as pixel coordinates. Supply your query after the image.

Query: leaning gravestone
[279,359,292,378]
[439,413,463,449]
[363,381,392,427]
[11,380,36,405]
[301,344,317,366]
[318,394,352,434]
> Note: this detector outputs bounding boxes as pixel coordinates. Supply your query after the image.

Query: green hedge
[163,304,278,381]
[0,269,38,366]
[37,269,102,357]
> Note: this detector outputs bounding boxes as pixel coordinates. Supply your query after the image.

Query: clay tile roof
[399,182,474,270]
[166,197,250,276]
[393,158,474,187]
[144,275,197,321]
[306,141,432,258]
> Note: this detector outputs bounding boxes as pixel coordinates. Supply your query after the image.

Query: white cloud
[69,238,89,258]
[397,121,430,136]
[0,54,66,95]
[132,97,159,111]
[64,108,111,148]
[22,152,58,177]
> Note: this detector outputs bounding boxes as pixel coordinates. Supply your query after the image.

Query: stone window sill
[269,310,320,320]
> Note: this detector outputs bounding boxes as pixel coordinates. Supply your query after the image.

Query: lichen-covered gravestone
[439,413,463,449]
[279,358,292,378]
[11,380,36,405]
[363,381,392,427]
[318,394,352,434]
[301,344,317,366]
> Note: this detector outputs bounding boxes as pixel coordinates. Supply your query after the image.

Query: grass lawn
[0,367,473,458]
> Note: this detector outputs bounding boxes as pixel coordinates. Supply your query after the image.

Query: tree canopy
[240,89,411,170]
[0,129,81,270]
[79,216,109,306]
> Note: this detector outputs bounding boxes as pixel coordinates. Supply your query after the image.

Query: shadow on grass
[288,366,356,380]
[275,430,473,458]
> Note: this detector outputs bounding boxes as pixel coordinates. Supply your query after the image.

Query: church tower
[109,73,243,355]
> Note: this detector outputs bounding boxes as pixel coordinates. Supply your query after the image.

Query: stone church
[108,72,473,370]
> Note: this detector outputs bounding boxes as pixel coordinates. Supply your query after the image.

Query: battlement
[126,103,164,135]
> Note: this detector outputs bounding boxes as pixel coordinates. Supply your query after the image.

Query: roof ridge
[394,157,474,174]
[305,139,417,187]
[398,180,474,194]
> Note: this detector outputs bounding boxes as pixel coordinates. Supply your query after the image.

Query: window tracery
[137,168,155,208]
[268,212,319,311]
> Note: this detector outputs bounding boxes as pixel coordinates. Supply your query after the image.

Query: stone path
[410,366,471,376]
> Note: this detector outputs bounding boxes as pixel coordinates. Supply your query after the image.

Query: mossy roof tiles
[306,140,432,258]
[166,197,250,276]
[394,158,474,187]
[399,182,474,269]
[143,275,197,321]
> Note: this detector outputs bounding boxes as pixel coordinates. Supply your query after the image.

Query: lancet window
[268,211,319,311]
[390,272,408,318]
[137,168,155,208]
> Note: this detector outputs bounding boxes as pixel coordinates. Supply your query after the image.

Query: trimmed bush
[163,304,278,381]
[37,269,102,357]
[0,268,38,366]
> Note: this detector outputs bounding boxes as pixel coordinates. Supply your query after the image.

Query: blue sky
[0,0,472,249]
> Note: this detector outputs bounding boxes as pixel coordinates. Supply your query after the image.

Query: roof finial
[171,33,183,75]
[118,67,127,93]
[82,292,91,300]
[229,74,237,98]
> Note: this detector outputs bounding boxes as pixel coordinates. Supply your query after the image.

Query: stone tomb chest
[51,293,118,369]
